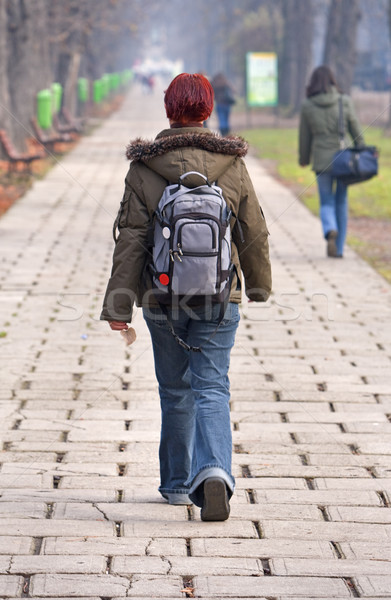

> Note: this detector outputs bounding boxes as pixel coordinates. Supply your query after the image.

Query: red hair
[164,73,214,124]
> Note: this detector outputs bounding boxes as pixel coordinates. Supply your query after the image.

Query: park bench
[30,117,72,153]
[53,114,76,135]
[53,111,83,135]
[62,107,85,133]
[0,129,43,174]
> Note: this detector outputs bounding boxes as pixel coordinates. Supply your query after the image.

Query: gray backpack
[148,171,233,350]
[150,171,232,300]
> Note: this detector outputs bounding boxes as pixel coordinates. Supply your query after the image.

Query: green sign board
[246,52,278,107]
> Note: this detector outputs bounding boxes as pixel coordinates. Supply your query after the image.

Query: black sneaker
[200,477,230,521]
[326,230,338,257]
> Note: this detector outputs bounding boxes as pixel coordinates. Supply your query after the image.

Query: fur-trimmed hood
[125,127,249,186]
[126,129,248,162]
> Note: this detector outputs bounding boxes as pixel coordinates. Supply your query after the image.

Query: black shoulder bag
[330,96,378,185]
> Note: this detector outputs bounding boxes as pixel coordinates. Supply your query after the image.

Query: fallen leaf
[181,587,195,598]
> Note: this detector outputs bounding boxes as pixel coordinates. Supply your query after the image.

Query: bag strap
[338,96,346,150]
[159,303,202,353]
[158,267,235,353]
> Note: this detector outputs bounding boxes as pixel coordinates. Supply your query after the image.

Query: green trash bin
[101,74,110,98]
[93,80,102,104]
[51,83,62,114]
[109,73,120,92]
[121,69,133,87]
[78,78,89,103]
[37,89,52,129]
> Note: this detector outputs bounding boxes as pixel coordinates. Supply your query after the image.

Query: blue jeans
[143,302,240,507]
[316,172,348,256]
[216,104,231,135]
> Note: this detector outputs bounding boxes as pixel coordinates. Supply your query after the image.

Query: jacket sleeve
[299,106,312,166]
[346,96,365,147]
[100,172,150,323]
[233,161,272,302]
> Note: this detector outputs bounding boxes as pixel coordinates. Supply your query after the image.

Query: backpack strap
[338,96,346,150]
[158,302,201,353]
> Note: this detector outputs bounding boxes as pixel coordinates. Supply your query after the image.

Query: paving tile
[0,519,114,536]
[0,488,117,502]
[340,542,391,560]
[117,554,263,576]
[127,575,183,597]
[244,465,369,478]
[355,576,391,596]
[0,462,118,476]
[0,502,47,519]
[194,575,350,597]
[228,503,321,521]
[327,506,391,523]
[123,519,257,538]
[191,538,334,558]
[52,502,187,521]
[10,555,106,574]
[271,557,391,576]
[0,537,33,555]
[30,574,130,597]
[0,577,24,596]
[41,536,187,557]
[315,477,391,491]
[261,519,391,541]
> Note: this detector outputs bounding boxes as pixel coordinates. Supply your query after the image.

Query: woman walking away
[100,73,271,521]
[211,73,236,136]
[299,65,364,258]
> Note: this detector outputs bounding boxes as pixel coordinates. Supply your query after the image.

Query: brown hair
[211,73,229,89]
[306,65,340,98]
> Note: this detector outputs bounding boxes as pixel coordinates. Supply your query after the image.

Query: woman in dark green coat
[299,65,364,257]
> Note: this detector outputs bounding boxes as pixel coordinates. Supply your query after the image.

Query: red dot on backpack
[159,274,170,286]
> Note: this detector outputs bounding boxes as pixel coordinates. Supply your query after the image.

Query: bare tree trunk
[0,0,12,158]
[280,0,313,113]
[323,0,361,93]
[6,0,51,150]
[51,3,84,113]
[279,2,297,107]
[48,2,62,83]
[388,0,391,127]
[63,52,81,115]
[294,0,313,113]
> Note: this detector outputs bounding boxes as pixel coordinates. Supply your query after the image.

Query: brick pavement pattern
[0,85,391,599]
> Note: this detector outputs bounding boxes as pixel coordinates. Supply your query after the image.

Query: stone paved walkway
[1,85,391,599]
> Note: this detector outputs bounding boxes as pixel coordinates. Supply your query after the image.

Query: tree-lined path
[1,85,391,599]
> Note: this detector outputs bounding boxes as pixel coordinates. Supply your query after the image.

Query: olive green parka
[299,86,364,173]
[100,127,271,323]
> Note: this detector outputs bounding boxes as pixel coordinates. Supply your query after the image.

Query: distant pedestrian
[101,73,271,521]
[299,65,364,258]
[140,73,154,94]
[211,73,236,136]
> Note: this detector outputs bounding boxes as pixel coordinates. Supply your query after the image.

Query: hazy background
[1,0,391,154]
